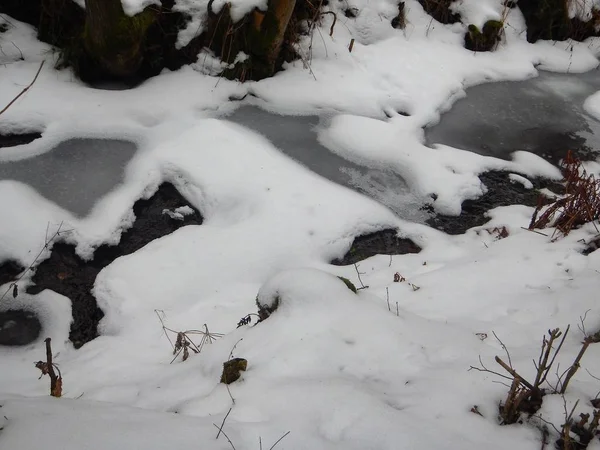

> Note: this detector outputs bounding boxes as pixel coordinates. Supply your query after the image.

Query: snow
[3,1,600,449]
[569,0,600,21]
[508,173,534,189]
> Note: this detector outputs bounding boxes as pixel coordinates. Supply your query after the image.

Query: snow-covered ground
[3,1,600,449]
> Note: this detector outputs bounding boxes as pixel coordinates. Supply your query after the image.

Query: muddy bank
[331,229,421,266]
[26,183,203,348]
[426,171,559,235]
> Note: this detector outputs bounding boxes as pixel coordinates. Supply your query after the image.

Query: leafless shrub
[556,398,600,450]
[529,151,600,239]
[470,326,592,424]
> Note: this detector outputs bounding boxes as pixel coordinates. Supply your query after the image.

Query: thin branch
[215,408,232,439]
[560,338,590,394]
[493,331,512,369]
[495,356,535,390]
[0,60,44,116]
[1,221,67,304]
[353,263,367,289]
[212,424,236,450]
[269,431,291,450]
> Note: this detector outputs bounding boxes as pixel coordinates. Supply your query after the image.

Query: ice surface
[225,106,427,222]
[426,69,600,164]
[0,139,137,217]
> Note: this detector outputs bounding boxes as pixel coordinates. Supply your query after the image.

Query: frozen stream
[425,69,600,164]
[0,139,137,217]
[224,106,424,222]
[1,69,600,219]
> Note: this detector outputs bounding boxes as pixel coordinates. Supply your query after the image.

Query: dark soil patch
[26,183,203,348]
[0,260,24,287]
[0,133,43,148]
[331,229,421,266]
[426,171,560,235]
[0,310,42,346]
[416,0,460,24]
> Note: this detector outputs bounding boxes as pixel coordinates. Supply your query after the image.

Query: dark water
[0,139,137,217]
[425,69,600,164]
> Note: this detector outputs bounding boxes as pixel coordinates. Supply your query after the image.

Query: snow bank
[2,3,600,450]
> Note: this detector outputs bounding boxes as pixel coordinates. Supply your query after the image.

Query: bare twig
[493,331,512,368]
[269,431,291,450]
[495,356,536,390]
[0,60,44,116]
[559,338,590,394]
[386,287,390,311]
[1,221,69,304]
[215,408,232,439]
[35,338,62,397]
[213,423,236,450]
[353,263,368,289]
[228,338,243,361]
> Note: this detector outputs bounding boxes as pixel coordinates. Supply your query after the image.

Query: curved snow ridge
[90,118,429,333]
[317,114,562,216]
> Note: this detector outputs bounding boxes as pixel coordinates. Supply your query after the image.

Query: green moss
[84,8,155,56]
[465,19,503,52]
[482,20,503,35]
[467,24,479,34]
[210,0,297,81]
[337,276,358,294]
[220,358,248,384]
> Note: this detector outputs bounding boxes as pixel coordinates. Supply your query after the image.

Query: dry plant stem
[269,431,291,450]
[493,331,513,368]
[560,338,590,394]
[44,338,62,397]
[495,356,535,390]
[353,263,367,289]
[530,151,600,237]
[213,423,236,450]
[215,408,232,439]
[0,60,45,116]
[534,327,568,389]
[320,11,337,36]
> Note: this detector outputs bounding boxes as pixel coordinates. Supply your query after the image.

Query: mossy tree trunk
[207,0,297,81]
[83,0,157,78]
[518,0,600,42]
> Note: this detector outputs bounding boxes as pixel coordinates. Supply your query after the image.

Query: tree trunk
[83,0,157,78]
[207,0,297,81]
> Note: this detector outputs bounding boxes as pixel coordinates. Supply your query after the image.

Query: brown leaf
[35,361,49,376]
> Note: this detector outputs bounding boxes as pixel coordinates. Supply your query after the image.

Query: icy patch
[0,139,138,217]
